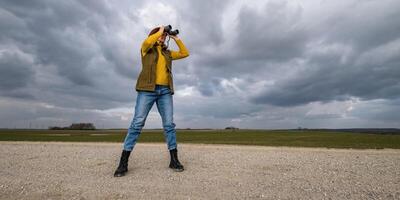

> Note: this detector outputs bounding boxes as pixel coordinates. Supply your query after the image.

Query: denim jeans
[123,84,177,151]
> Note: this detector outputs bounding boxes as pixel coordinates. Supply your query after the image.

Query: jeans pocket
[164,87,171,95]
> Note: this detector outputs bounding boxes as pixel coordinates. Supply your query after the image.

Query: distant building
[69,123,96,130]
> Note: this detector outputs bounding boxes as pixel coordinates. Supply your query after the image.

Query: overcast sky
[0,0,399,129]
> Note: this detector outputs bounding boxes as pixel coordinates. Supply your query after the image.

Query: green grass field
[0,129,399,149]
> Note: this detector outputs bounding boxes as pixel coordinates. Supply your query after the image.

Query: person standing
[114,25,189,177]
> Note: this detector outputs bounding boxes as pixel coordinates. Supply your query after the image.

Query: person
[114,25,189,177]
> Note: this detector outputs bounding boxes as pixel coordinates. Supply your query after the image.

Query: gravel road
[0,141,399,200]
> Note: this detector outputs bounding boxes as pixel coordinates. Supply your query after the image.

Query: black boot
[169,148,184,172]
[114,150,131,177]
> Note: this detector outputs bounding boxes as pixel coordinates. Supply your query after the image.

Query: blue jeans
[123,85,177,151]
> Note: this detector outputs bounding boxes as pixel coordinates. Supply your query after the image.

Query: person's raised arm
[141,26,164,56]
[169,35,189,60]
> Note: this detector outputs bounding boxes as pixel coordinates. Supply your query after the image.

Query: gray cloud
[0,0,399,128]
[249,0,400,107]
[235,1,307,61]
[0,51,34,90]
[250,37,400,106]
[0,0,138,109]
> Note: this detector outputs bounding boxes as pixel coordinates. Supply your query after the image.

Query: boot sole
[170,167,184,172]
[114,171,127,177]
[114,174,125,177]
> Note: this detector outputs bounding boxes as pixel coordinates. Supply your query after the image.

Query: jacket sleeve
[141,28,163,56]
[170,39,189,60]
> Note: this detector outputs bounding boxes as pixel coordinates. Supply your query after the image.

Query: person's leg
[156,85,183,172]
[123,91,157,151]
[156,85,177,150]
[115,90,157,177]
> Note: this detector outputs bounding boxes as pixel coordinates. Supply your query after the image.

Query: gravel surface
[0,141,399,200]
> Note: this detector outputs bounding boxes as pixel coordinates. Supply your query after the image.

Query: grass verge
[1,129,399,149]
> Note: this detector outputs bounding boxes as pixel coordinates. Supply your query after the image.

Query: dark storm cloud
[320,1,400,52]
[190,77,222,97]
[235,1,307,61]
[187,0,310,99]
[0,51,34,90]
[250,44,400,106]
[176,0,228,48]
[1,0,400,128]
[0,0,138,110]
[249,0,400,107]
[0,49,36,99]
[1,1,106,86]
[193,1,307,67]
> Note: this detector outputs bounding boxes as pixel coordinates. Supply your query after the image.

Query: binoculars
[164,25,179,36]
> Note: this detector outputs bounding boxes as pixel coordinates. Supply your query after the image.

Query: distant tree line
[225,126,239,130]
[49,123,96,130]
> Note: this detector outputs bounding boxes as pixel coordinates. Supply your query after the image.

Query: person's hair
[148,27,160,36]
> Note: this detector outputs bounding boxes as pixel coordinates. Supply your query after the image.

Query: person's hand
[169,35,179,40]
